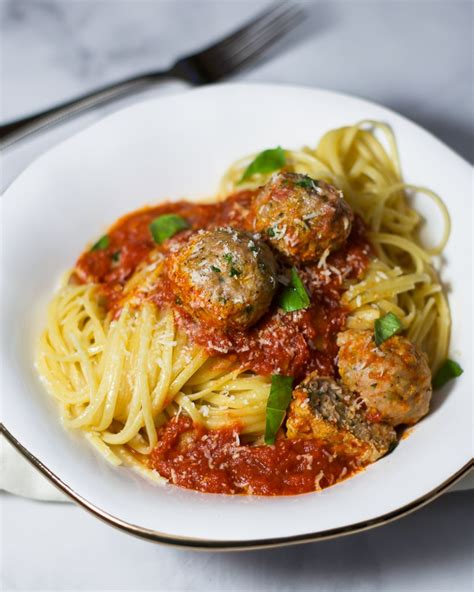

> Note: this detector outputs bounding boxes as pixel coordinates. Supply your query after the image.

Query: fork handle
[0,69,177,150]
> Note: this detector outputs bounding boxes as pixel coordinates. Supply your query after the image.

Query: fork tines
[192,2,304,79]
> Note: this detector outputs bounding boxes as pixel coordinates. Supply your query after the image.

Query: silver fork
[0,3,303,150]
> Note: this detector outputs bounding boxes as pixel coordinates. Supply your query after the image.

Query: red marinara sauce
[164,213,370,380]
[74,192,255,287]
[149,416,362,495]
[74,193,370,380]
[75,189,373,496]
[74,192,256,310]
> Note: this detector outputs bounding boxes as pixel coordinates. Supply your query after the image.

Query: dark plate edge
[1,424,472,551]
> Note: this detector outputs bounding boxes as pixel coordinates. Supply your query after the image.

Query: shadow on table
[214,490,473,589]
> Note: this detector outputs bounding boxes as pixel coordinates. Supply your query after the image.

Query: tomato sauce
[75,192,370,380]
[75,190,372,495]
[173,216,369,379]
[149,416,362,495]
[74,192,255,287]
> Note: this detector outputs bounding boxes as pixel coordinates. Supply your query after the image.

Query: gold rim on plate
[1,423,472,551]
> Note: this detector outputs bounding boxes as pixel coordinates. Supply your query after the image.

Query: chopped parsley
[222,253,241,277]
[90,235,110,251]
[374,312,403,346]
[279,267,311,313]
[239,146,286,183]
[264,375,294,445]
[210,265,221,273]
[266,227,276,237]
[149,214,189,244]
[432,359,463,389]
[295,175,318,190]
[111,250,121,262]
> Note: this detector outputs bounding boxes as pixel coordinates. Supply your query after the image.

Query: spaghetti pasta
[37,277,271,471]
[220,121,450,372]
[36,121,452,493]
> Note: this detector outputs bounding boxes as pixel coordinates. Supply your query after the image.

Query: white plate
[1,83,472,549]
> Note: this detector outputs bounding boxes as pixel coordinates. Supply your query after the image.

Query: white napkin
[1,437,68,502]
[1,434,472,502]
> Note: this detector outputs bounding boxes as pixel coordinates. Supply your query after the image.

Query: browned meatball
[286,373,396,463]
[337,329,432,426]
[168,227,277,330]
[252,172,353,264]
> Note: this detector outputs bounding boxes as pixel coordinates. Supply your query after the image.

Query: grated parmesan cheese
[314,470,325,490]
[317,248,331,268]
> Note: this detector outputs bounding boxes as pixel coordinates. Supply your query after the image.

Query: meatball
[252,172,353,264]
[286,373,396,463]
[337,329,432,426]
[168,227,277,330]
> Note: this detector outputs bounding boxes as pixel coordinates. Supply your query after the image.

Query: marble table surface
[1,1,473,590]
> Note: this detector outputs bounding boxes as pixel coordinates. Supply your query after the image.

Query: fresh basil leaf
[432,359,463,389]
[264,375,294,445]
[374,312,403,346]
[239,147,286,183]
[279,267,311,313]
[150,214,189,244]
[265,409,286,446]
[90,235,110,251]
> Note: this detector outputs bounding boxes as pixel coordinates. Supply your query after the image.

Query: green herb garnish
[264,375,294,445]
[239,146,286,183]
[432,359,463,389]
[210,265,221,273]
[295,176,318,190]
[149,214,189,244]
[279,267,310,313]
[111,250,121,262]
[224,253,233,263]
[90,235,110,251]
[266,227,275,237]
[374,312,403,346]
[229,266,242,277]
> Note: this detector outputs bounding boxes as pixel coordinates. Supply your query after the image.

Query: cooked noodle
[36,121,450,477]
[37,278,270,472]
[221,121,450,371]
